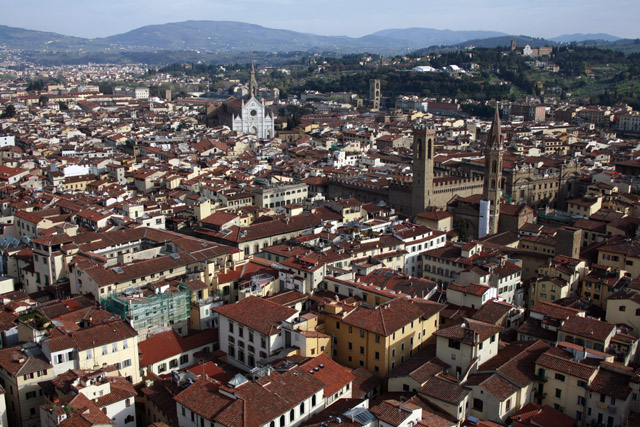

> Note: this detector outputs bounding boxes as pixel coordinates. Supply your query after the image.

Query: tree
[1,104,16,118]
[58,101,69,111]
[38,95,49,107]
[457,220,469,242]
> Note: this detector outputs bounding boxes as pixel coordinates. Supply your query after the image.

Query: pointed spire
[487,104,502,150]
[249,61,258,99]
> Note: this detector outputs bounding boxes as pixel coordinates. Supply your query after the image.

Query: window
[577,380,587,388]
[448,339,461,350]
[158,363,167,373]
[375,351,380,360]
[102,345,108,355]
[112,342,118,352]
[578,396,585,405]
[506,399,511,410]
[123,340,128,349]
[123,359,132,368]
[25,391,36,399]
[180,354,189,364]
[555,389,562,398]
[359,346,364,355]
[300,402,304,413]
[473,398,483,411]
[169,359,178,369]
[555,373,565,382]
[620,306,626,312]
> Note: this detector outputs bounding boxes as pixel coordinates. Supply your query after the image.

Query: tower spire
[481,104,504,237]
[249,61,258,99]
[487,104,502,151]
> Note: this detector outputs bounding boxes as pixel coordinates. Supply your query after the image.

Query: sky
[2,0,639,40]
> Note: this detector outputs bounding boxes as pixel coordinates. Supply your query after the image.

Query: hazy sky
[3,0,639,39]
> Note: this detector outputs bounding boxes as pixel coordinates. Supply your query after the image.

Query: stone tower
[249,62,258,98]
[483,105,504,235]
[412,124,436,216]
[369,79,381,111]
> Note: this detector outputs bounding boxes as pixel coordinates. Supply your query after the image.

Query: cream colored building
[41,321,141,384]
[0,344,54,427]
[435,318,503,378]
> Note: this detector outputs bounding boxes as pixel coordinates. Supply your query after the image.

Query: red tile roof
[213,296,297,336]
[138,329,218,367]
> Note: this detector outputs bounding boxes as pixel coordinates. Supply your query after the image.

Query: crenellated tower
[412,124,436,216]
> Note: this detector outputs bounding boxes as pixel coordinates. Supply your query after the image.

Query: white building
[0,135,15,148]
[232,96,275,140]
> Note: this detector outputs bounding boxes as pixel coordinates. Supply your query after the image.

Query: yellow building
[597,239,640,278]
[535,349,598,422]
[0,345,55,427]
[606,289,640,338]
[318,297,444,378]
[41,321,141,384]
[581,266,626,308]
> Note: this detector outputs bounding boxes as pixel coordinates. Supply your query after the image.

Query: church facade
[205,64,275,140]
[230,96,275,139]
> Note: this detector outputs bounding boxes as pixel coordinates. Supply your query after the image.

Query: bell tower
[483,105,504,235]
[249,62,258,99]
[412,124,436,216]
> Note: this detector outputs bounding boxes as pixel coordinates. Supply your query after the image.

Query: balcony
[191,295,221,307]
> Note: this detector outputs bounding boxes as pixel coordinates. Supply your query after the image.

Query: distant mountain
[0,25,91,50]
[372,28,507,47]
[455,35,558,49]
[100,20,412,54]
[551,33,621,43]
[1,22,634,59]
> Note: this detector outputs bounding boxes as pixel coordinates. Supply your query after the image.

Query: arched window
[290,409,295,422]
[270,422,275,427]
[280,415,285,427]
[427,139,433,159]
[416,139,423,159]
[492,160,497,173]
[491,179,496,189]
[300,402,305,413]
[312,394,317,407]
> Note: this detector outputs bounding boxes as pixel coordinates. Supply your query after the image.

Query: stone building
[206,64,275,139]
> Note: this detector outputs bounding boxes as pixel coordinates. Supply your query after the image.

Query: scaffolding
[101,283,190,333]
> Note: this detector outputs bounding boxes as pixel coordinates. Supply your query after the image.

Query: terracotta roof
[435,318,502,345]
[466,372,518,400]
[370,400,420,426]
[587,366,633,400]
[558,316,614,343]
[213,296,297,336]
[535,350,597,380]
[340,298,445,337]
[138,329,218,367]
[419,375,470,405]
[298,354,355,398]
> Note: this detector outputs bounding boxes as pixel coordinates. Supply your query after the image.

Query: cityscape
[1,5,640,427]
